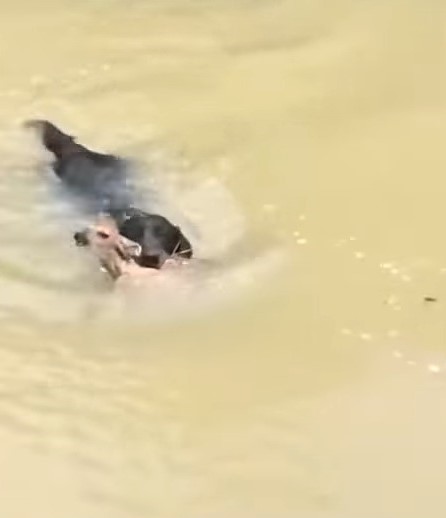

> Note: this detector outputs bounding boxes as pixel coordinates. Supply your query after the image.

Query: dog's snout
[23,119,46,132]
[74,230,89,247]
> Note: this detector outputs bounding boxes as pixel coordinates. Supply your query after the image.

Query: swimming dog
[25,119,193,268]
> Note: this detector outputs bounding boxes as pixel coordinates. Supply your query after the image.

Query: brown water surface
[0,1,445,517]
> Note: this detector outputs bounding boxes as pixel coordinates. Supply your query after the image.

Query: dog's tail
[24,119,85,159]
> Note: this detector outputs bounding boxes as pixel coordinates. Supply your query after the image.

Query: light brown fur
[79,217,187,282]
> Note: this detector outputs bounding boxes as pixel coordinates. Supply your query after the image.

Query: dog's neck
[49,140,89,161]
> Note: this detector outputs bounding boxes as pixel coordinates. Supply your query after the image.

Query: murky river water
[0,0,446,516]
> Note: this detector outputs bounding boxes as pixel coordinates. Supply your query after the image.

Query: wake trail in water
[0,135,285,324]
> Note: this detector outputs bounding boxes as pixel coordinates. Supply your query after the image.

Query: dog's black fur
[26,120,193,269]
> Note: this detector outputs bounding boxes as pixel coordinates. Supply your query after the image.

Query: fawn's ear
[115,235,142,261]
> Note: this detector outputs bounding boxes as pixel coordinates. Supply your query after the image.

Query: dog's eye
[96,230,110,239]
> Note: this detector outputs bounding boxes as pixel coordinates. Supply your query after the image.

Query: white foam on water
[93,246,286,323]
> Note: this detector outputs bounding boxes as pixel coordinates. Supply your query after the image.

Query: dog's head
[74,216,142,279]
[24,119,77,159]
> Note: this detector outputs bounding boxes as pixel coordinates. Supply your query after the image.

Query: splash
[0,141,285,324]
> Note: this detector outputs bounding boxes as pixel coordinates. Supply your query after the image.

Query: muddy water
[0,0,446,517]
